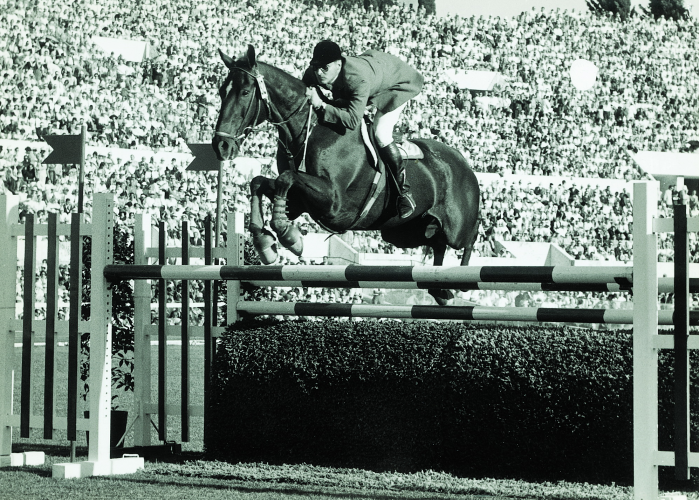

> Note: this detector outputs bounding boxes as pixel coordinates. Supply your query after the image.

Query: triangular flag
[43,134,82,164]
[186,143,222,171]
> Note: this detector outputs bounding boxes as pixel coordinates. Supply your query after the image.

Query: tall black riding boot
[379,142,415,219]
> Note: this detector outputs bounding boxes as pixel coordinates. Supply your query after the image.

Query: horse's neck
[261,63,309,156]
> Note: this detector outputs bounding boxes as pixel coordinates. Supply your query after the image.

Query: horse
[213,45,480,305]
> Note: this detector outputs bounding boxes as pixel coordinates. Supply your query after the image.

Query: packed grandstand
[1,0,698,311]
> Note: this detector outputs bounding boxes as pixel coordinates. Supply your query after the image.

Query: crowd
[2,0,699,314]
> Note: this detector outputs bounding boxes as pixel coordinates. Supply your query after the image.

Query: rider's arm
[321,76,369,130]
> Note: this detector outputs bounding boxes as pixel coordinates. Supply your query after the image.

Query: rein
[215,66,311,168]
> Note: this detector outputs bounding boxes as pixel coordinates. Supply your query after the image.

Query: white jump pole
[132,212,153,447]
[632,180,660,500]
[0,195,19,465]
[83,192,115,474]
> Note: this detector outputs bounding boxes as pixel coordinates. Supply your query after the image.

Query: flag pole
[77,124,86,214]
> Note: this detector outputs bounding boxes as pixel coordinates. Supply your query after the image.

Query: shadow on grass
[12,441,206,462]
[90,475,467,500]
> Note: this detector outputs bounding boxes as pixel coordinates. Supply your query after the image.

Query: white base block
[52,463,83,479]
[79,460,113,477]
[110,456,144,475]
[10,453,23,466]
[660,495,688,500]
[52,457,145,479]
[23,451,45,465]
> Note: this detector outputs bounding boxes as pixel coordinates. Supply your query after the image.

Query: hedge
[208,318,699,485]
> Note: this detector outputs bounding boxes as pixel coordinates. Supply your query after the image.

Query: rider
[302,40,424,219]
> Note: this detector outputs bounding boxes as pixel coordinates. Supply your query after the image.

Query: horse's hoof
[253,231,278,265]
[429,288,454,306]
[277,225,304,257]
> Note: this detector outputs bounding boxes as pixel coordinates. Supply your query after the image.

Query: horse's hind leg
[250,175,279,264]
[459,219,480,294]
[460,226,478,266]
[428,239,455,306]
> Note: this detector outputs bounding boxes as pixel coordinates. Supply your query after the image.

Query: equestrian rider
[303,40,424,219]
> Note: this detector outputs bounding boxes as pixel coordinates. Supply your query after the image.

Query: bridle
[214,66,312,167]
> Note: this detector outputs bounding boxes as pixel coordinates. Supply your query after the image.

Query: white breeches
[374,102,407,148]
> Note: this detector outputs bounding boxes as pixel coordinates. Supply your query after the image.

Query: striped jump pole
[241,277,689,294]
[103,262,692,293]
[104,264,634,287]
[236,300,695,325]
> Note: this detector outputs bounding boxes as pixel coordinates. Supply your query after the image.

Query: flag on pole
[42,134,83,164]
[186,143,222,171]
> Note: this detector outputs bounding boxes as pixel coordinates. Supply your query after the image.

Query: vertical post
[77,124,86,214]
[44,212,59,439]
[87,193,114,471]
[133,213,152,446]
[158,221,167,442]
[673,202,690,480]
[203,216,212,451]
[632,181,659,500]
[20,214,36,438]
[67,213,82,443]
[215,162,224,247]
[227,212,245,325]
[0,195,19,459]
[181,220,190,443]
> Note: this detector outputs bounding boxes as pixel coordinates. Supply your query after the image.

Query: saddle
[348,118,424,228]
[359,120,424,169]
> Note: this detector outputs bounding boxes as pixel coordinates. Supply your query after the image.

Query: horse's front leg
[250,175,279,264]
[268,170,305,256]
[270,170,336,256]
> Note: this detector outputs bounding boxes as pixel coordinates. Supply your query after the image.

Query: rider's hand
[305,87,325,110]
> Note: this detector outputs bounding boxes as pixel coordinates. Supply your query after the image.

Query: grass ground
[0,446,638,500]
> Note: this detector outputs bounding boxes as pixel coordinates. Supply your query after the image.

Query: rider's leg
[375,103,415,219]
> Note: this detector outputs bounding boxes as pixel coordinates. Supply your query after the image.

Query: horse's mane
[233,53,306,94]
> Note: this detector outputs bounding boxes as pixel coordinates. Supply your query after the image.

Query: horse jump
[0,182,693,498]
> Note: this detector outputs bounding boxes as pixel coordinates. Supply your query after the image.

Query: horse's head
[213,45,268,161]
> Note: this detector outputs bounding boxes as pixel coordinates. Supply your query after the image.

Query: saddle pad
[360,121,425,165]
[397,140,424,160]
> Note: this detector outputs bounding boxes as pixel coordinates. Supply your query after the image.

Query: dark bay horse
[213,45,480,305]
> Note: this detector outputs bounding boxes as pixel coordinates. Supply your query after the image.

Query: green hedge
[208,319,699,485]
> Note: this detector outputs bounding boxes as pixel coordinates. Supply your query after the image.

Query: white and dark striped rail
[103,264,697,293]
[236,301,696,325]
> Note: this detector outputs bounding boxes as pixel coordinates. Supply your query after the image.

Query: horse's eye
[242,90,251,96]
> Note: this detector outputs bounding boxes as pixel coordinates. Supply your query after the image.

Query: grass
[0,447,638,500]
[0,343,689,499]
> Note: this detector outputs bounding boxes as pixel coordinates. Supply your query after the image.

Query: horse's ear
[247,44,256,68]
[219,49,234,69]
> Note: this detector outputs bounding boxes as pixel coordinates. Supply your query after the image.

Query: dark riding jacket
[302,50,423,131]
